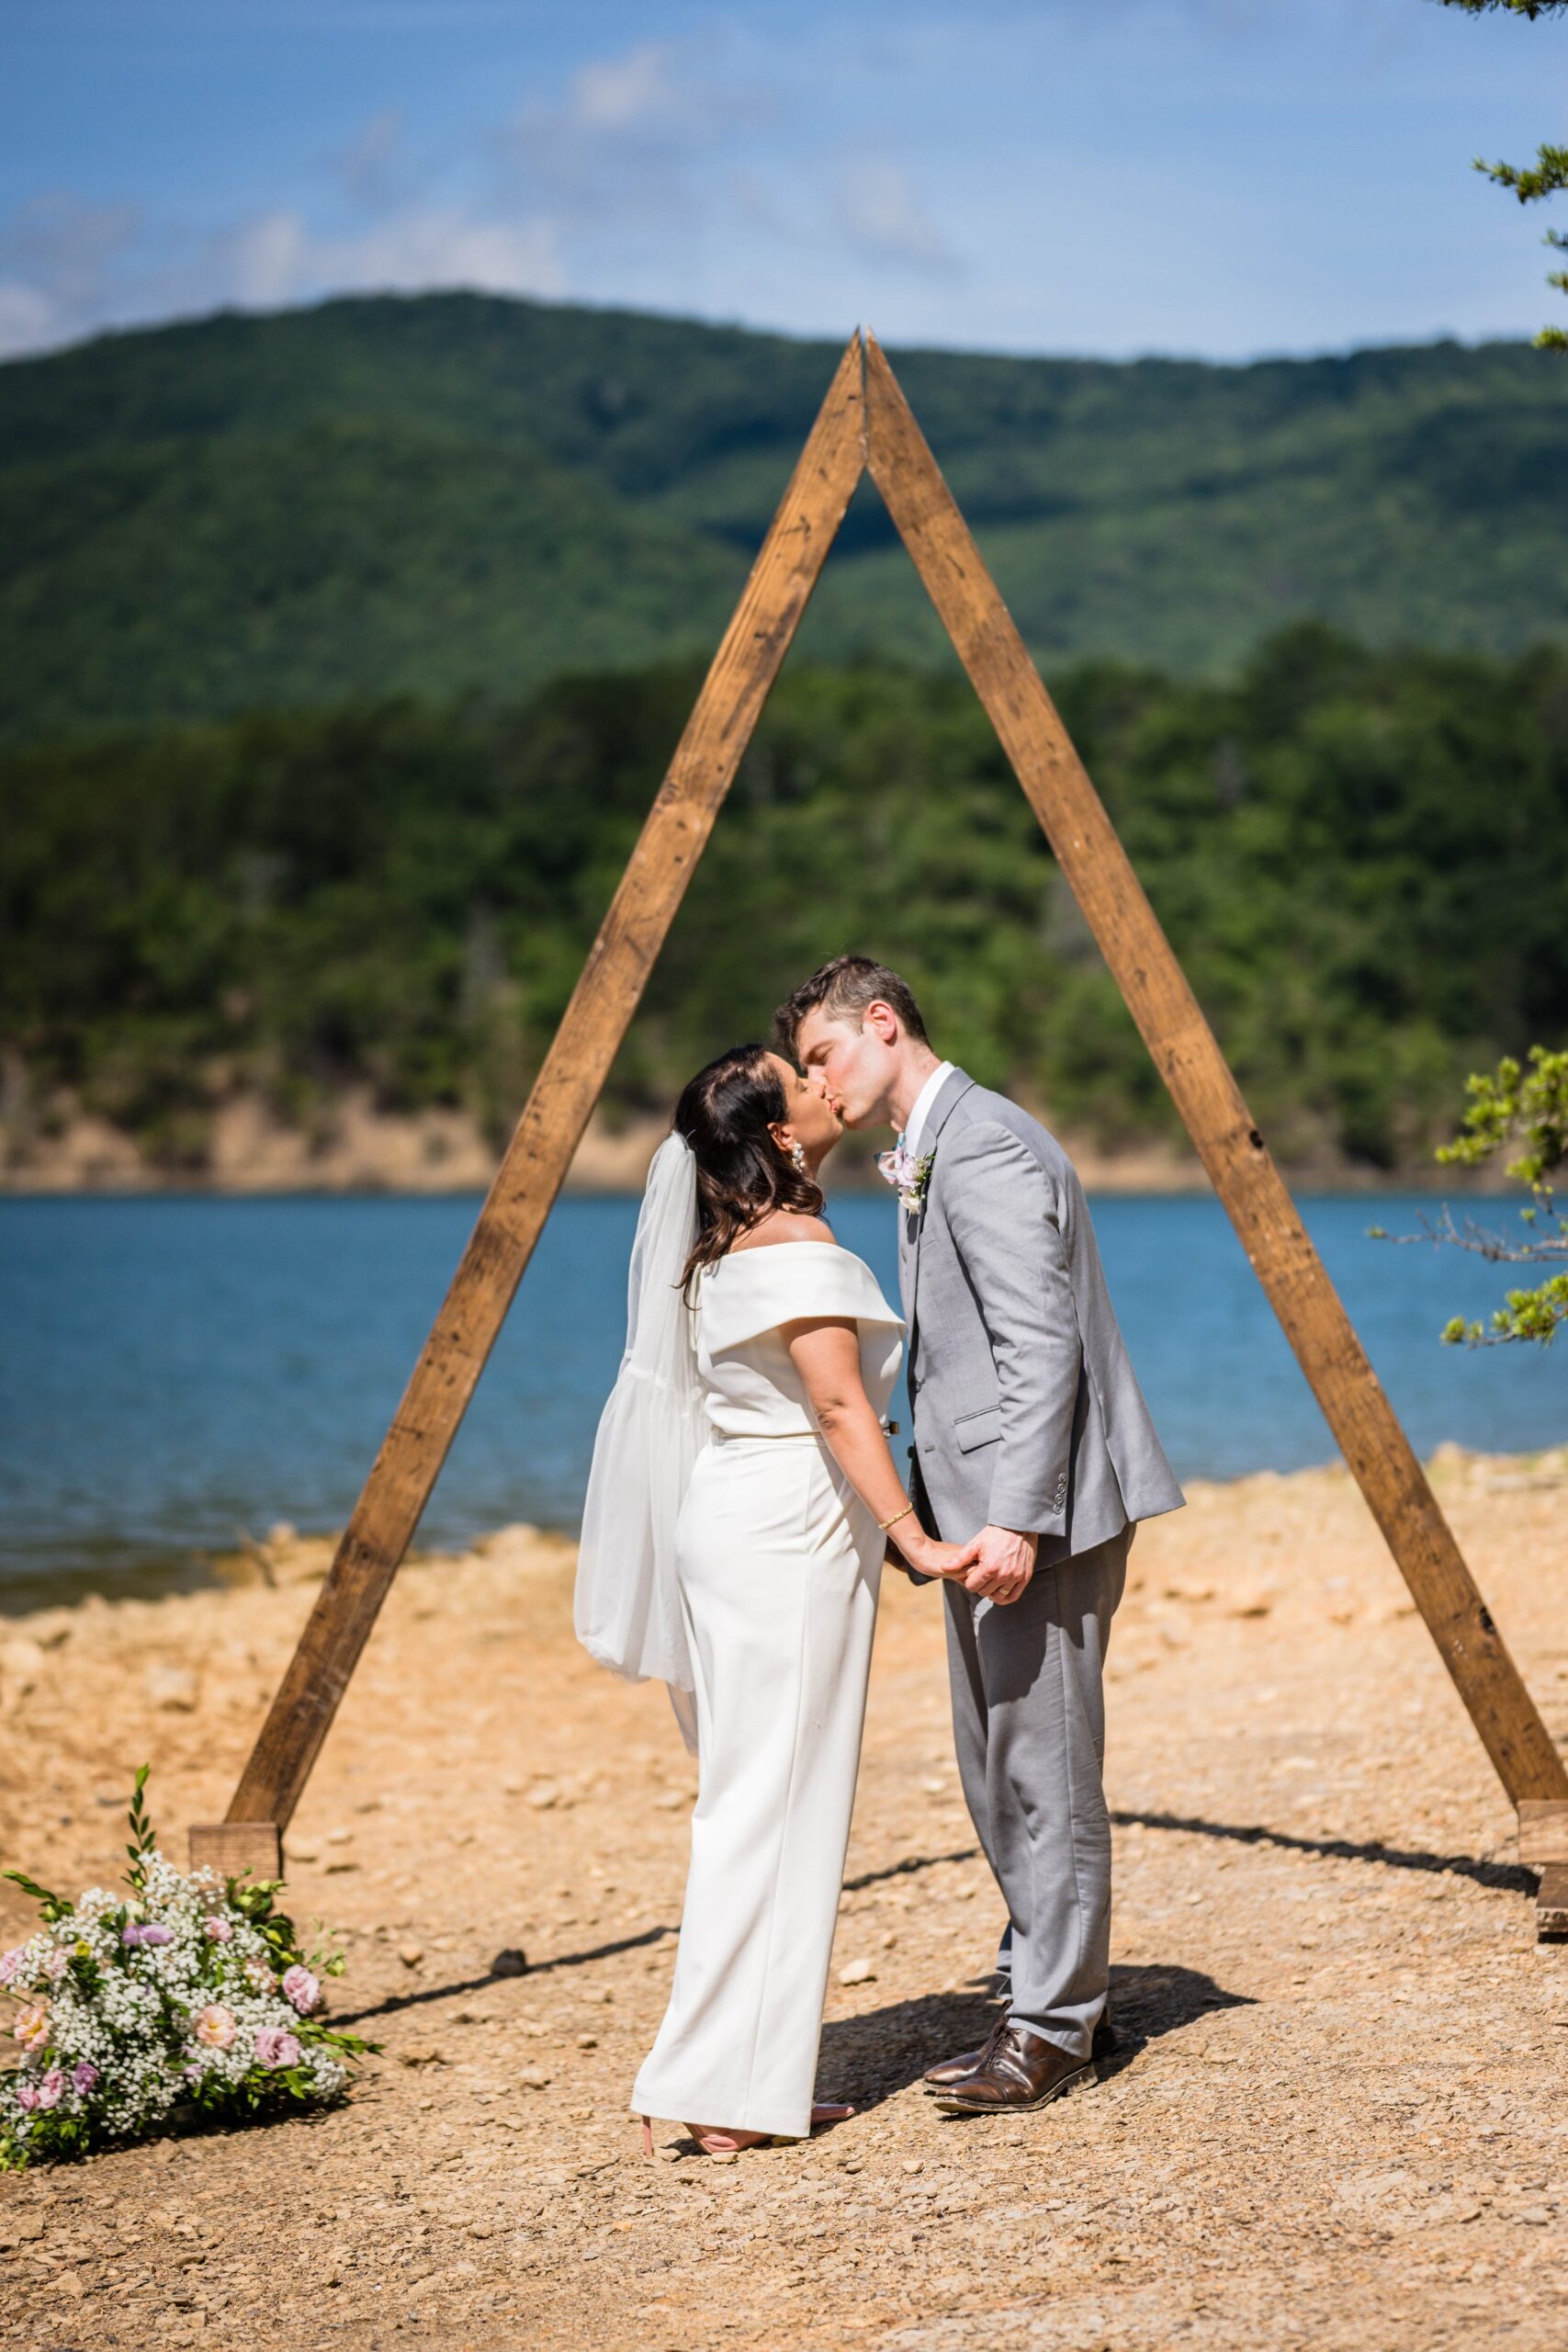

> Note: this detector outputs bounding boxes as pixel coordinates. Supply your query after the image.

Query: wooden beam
[1517,1800,1568,1867]
[862,331,1568,1811]
[219,334,869,1836]
[187,1822,282,1881]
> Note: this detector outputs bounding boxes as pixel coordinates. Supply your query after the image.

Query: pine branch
[1475,143,1568,203]
[1433,1,1568,17]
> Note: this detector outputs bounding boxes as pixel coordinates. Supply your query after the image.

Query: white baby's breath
[2,1775,369,2170]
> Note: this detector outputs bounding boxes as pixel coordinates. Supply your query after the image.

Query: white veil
[573,1132,708,1751]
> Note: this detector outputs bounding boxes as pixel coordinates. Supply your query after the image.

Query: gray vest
[897,1069,1184,1559]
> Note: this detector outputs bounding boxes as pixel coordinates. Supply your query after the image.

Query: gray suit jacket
[897,1069,1184,1562]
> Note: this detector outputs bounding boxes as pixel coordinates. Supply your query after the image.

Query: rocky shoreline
[0,1087,1505,1198]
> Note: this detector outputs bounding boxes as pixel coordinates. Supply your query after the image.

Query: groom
[775,956,1184,2116]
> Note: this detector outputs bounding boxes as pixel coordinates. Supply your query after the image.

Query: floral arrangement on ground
[1,1768,373,2168]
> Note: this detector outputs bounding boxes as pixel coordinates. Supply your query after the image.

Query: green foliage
[1437,2,1567,16]
[1371,1046,1568,1341]
[1,295,1566,743]
[1475,144,1568,350]
[1,1871,68,1924]
[1437,1044,1568,1193]
[5,631,1567,1175]
[1435,1046,1568,1342]
[125,1763,155,1892]
[1439,1272,1568,1342]
[1478,142,1568,205]
[1437,0,1568,345]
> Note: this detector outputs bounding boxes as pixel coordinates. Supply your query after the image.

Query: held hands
[884,1521,1036,1596]
[961,1524,1038,1605]
[889,1524,984,1583]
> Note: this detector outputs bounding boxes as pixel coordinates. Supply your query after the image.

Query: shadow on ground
[1112,1807,1534,1895]
[816,1961,1251,2115]
[336,1849,989,2027]
[336,1803,1526,2036]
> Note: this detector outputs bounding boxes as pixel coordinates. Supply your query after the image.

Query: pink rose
[12,2001,49,2052]
[33,2068,63,2109]
[281,1965,320,2015]
[202,1916,233,1943]
[16,2079,39,2112]
[0,1948,24,1986]
[193,2004,237,2049]
[254,2027,301,2069]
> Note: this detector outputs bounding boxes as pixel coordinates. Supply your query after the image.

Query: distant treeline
[4,625,1565,1173]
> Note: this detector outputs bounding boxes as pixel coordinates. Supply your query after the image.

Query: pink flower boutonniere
[876,1144,936,1215]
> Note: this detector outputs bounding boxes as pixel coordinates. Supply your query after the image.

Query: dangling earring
[789,1140,807,1174]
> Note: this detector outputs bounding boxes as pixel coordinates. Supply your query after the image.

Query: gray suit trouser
[941,1522,1131,2064]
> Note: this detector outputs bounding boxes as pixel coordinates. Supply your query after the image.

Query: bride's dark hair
[676,1044,825,1296]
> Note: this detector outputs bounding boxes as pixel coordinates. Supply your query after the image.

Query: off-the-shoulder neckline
[705,1238,865,1270]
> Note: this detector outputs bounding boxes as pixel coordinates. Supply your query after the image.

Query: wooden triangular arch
[191,333,1568,1932]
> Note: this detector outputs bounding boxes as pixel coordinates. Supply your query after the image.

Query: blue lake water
[0,1191,1562,1605]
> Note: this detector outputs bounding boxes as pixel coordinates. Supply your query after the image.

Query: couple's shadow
[818,1960,1249,2115]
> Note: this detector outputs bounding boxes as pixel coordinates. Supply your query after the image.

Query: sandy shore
[0,1086,1509,1196]
[3,1446,1566,2350]
[0,1093,1213,1196]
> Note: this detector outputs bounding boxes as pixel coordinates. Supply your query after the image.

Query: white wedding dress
[630,1240,905,2139]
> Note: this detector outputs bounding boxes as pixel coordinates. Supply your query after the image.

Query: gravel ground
[2,1443,1566,2351]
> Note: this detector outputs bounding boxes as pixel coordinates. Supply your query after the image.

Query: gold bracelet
[878,1501,916,1533]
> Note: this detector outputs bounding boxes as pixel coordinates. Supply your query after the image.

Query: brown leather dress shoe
[923,2007,1116,2090]
[922,2018,1005,2089]
[929,2022,1094,2116]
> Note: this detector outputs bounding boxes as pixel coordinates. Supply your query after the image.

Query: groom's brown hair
[773,956,929,1058]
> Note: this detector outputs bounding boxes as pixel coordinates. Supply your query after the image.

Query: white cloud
[832,160,963,277]
[225,210,310,307]
[0,188,566,361]
[212,203,566,309]
[0,193,141,351]
[505,40,693,196]
[567,43,685,135]
[0,279,58,361]
[319,207,566,299]
[498,35,770,222]
[0,192,139,294]
[332,107,412,211]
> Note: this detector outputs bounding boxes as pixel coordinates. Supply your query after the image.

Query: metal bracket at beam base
[1517,1803,1568,1941]
[188,1822,283,1881]
[1536,1865,1568,1943]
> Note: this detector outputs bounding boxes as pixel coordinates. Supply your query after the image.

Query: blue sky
[2,0,1563,363]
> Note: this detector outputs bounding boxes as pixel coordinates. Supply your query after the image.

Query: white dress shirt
[901,1060,955,1159]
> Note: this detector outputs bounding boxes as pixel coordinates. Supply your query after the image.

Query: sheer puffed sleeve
[698,1243,905,1354]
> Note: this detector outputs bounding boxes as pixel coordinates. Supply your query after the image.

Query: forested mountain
[2,294,1564,742]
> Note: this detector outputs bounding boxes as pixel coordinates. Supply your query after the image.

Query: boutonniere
[876,1143,936,1215]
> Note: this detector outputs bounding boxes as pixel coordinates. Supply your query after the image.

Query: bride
[575,1043,979,2156]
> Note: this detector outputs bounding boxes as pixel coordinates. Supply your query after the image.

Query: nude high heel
[641,2103,855,2160]
[684,2104,855,2156]
[685,2124,772,2155]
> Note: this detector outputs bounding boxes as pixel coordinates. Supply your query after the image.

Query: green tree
[1371,1046,1568,1342]
[1437,0,1568,347]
